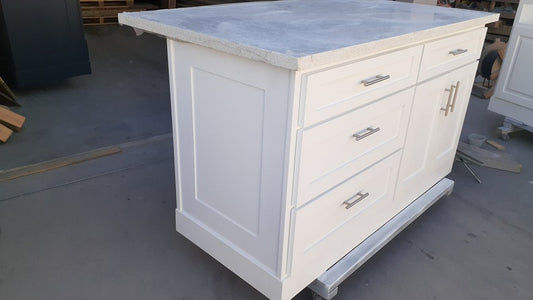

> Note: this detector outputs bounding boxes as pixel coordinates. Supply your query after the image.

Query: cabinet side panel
[506,36,533,100]
[490,1,533,125]
[167,40,183,212]
[169,40,291,279]
[497,33,533,111]
[191,67,264,235]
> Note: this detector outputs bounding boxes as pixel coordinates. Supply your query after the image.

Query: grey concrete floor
[1,25,532,300]
[0,25,171,170]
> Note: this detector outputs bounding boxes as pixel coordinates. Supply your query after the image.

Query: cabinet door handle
[441,84,456,116]
[361,74,390,87]
[450,81,460,113]
[343,192,370,209]
[449,49,468,56]
[353,126,380,141]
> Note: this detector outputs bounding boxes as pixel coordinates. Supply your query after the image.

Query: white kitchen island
[119,1,497,299]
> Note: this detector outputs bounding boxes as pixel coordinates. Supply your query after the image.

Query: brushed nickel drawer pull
[361,74,390,87]
[449,49,468,56]
[441,84,456,116]
[343,191,370,209]
[450,81,460,112]
[353,126,380,141]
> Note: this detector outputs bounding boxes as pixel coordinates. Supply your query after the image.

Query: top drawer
[419,27,486,82]
[301,45,422,127]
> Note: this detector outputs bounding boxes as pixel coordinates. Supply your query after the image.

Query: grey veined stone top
[118,0,498,71]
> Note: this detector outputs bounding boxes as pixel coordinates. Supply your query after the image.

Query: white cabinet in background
[118,1,497,299]
[490,0,533,128]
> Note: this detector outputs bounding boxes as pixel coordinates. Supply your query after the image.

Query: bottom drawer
[290,151,402,284]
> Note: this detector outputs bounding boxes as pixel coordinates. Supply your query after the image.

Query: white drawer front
[419,27,486,81]
[295,88,414,207]
[302,45,422,127]
[291,152,402,286]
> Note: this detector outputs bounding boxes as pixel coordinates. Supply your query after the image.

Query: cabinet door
[396,62,477,205]
[489,0,533,126]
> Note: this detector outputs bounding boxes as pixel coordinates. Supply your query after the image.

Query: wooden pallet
[82,2,157,25]
[177,0,270,7]
[80,0,134,8]
[81,7,145,18]
[83,16,120,25]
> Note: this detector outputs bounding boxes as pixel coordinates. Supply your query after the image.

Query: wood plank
[0,76,19,107]
[0,106,25,130]
[0,123,13,143]
[457,141,521,173]
[486,139,506,150]
[0,76,16,101]
[0,91,19,107]
[0,146,122,182]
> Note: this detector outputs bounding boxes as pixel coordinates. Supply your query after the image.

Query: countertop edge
[118,12,499,72]
[296,13,499,71]
[118,13,299,70]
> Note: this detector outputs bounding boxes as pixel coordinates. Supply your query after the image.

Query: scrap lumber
[0,76,19,107]
[486,139,506,150]
[0,106,25,130]
[0,123,13,143]
[0,146,121,182]
[457,141,521,173]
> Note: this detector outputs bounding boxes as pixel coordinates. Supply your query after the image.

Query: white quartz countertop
[118,0,498,71]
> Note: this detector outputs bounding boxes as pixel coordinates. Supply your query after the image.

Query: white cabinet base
[118,2,497,299]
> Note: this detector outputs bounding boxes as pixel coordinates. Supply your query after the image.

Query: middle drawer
[295,87,414,207]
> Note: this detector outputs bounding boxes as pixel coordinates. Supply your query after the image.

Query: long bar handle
[344,192,370,210]
[450,81,460,113]
[449,49,468,56]
[353,126,380,141]
[361,75,390,87]
[441,84,456,116]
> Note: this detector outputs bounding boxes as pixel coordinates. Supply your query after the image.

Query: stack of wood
[0,76,25,143]
[0,106,25,143]
[80,0,158,25]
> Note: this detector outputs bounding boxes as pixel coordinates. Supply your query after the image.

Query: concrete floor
[1,25,532,300]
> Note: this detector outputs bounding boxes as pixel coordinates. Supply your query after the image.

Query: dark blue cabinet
[0,0,91,88]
